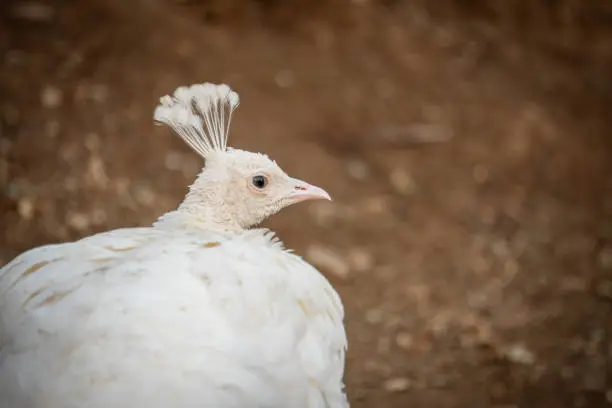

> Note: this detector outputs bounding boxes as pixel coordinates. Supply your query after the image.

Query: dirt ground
[1,0,612,407]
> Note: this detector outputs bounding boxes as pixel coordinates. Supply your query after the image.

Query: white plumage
[0,83,349,408]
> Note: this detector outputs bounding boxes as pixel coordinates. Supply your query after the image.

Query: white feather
[0,228,348,408]
[154,83,240,158]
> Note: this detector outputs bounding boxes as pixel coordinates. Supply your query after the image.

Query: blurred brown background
[1,0,612,407]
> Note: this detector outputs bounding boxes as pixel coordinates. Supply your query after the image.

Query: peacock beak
[287,178,332,203]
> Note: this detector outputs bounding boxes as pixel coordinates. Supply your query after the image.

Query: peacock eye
[252,175,268,189]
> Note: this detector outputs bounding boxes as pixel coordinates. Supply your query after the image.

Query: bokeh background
[1,0,612,407]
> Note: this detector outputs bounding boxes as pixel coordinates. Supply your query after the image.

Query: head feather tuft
[154,83,240,158]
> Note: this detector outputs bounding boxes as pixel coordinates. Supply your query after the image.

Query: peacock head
[153,83,330,231]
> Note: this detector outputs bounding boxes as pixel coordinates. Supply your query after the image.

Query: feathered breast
[0,227,347,408]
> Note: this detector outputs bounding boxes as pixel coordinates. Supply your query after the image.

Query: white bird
[0,83,349,408]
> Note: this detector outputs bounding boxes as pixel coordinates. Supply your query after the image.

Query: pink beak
[288,178,332,203]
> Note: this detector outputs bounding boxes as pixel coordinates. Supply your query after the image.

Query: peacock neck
[153,169,244,234]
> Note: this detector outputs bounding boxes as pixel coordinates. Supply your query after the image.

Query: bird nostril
[295,186,307,191]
